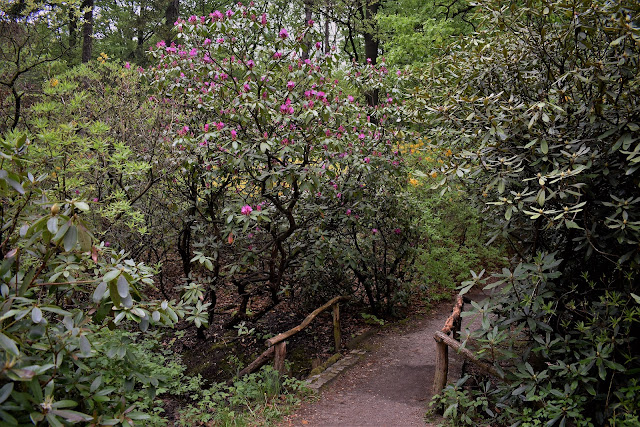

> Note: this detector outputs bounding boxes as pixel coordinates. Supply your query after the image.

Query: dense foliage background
[0,0,638,425]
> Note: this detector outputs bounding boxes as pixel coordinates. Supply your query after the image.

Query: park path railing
[432,294,505,398]
[232,295,350,381]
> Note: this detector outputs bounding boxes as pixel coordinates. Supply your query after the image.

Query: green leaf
[540,140,548,154]
[631,293,640,305]
[90,376,102,393]
[63,225,78,252]
[93,282,108,302]
[610,35,626,46]
[103,269,120,283]
[565,220,582,229]
[47,217,58,234]
[31,307,43,324]
[53,219,71,243]
[50,409,93,422]
[0,171,25,195]
[0,383,13,404]
[79,336,91,356]
[109,281,121,308]
[0,332,19,356]
[117,275,129,298]
[74,201,90,212]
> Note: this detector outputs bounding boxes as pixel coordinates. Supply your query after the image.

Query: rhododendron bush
[147,2,416,317]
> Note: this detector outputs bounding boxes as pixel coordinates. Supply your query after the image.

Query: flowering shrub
[147,2,414,317]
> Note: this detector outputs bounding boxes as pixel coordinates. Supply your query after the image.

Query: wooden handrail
[441,295,464,335]
[434,331,505,380]
[231,295,350,380]
[265,295,350,347]
[432,293,508,408]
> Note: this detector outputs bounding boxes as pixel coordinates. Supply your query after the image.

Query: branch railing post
[332,302,341,352]
[273,341,287,374]
[233,295,350,380]
[431,294,507,413]
[432,294,465,413]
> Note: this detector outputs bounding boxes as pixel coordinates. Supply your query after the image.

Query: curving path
[281,295,483,427]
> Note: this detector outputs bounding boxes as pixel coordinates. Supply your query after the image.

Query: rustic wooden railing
[232,295,350,381]
[432,294,505,400]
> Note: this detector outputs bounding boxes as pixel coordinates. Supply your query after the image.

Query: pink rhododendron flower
[364,157,370,163]
[247,59,255,69]
[279,28,289,39]
[287,81,295,90]
[273,52,282,59]
[231,129,237,139]
[189,48,198,57]
[261,13,267,25]
[203,38,211,45]
[280,98,294,114]
[226,9,234,17]
[372,228,378,234]
[241,205,252,215]
[124,62,130,69]
[315,42,322,49]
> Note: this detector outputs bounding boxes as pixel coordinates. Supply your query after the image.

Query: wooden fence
[432,295,505,399]
[232,295,350,381]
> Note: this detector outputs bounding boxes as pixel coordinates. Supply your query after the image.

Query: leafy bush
[0,129,202,423]
[411,0,640,424]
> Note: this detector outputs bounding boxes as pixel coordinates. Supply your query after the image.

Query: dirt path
[281,295,482,427]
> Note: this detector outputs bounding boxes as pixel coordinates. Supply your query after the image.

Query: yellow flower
[445,149,452,157]
[409,178,419,186]
[50,79,59,87]
[100,52,108,59]
[430,171,438,178]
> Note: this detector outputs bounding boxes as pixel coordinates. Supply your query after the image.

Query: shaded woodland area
[1,0,639,425]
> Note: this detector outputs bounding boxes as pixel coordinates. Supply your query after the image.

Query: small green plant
[361,312,385,326]
[428,376,493,426]
[177,366,311,426]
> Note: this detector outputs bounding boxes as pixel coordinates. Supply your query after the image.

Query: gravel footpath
[280,294,483,427]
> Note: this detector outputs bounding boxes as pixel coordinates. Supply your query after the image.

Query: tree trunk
[302,0,313,60]
[69,7,78,49]
[324,8,330,53]
[164,0,179,45]
[81,0,94,63]
[362,0,379,106]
